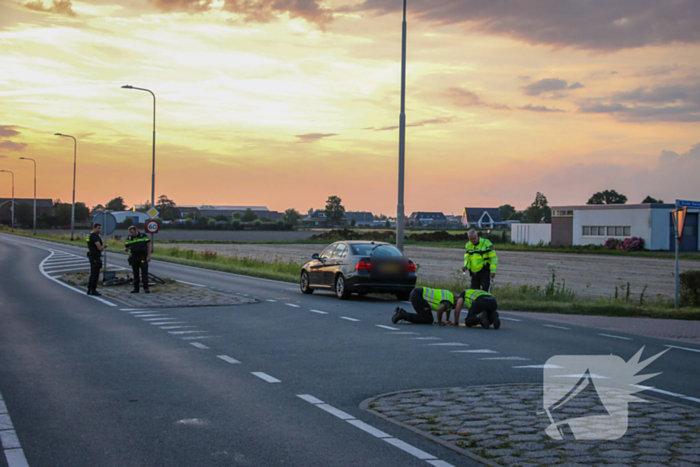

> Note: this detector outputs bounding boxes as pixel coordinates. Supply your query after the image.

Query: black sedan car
[299,241,417,300]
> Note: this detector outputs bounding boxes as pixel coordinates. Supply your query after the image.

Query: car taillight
[356,260,371,271]
[407,261,416,272]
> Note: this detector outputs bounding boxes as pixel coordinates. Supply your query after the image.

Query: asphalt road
[1,233,698,467]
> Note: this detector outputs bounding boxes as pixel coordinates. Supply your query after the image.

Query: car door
[326,243,348,286]
[309,244,336,287]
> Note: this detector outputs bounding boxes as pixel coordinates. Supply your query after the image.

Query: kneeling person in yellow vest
[392,287,454,325]
[451,289,500,329]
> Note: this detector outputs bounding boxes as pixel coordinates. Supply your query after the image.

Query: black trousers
[402,288,434,324]
[88,255,102,292]
[465,296,498,327]
[131,257,149,291]
[470,267,491,291]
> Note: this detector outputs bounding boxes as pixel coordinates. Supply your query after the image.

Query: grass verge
[3,227,699,319]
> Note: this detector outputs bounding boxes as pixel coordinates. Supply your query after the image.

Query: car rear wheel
[335,275,350,300]
[300,270,314,294]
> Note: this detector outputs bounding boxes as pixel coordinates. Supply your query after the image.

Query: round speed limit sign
[145,219,160,234]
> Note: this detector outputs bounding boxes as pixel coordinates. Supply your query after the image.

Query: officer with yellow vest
[451,289,500,329]
[462,229,498,291]
[392,287,454,325]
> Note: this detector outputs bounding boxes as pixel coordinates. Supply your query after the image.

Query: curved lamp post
[396,0,408,252]
[0,169,14,231]
[55,133,77,240]
[121,84,156,248]
[19,157,36,235]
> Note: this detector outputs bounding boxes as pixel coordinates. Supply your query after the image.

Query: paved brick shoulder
[504,311,700,345]
[364,384,700,467]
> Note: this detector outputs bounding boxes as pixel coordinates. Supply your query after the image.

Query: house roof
[463,208,503,223]
[0,198,54,208]
[409,212,446,220]
[345,211,374,222]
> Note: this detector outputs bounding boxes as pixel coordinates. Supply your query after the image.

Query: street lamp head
[55,133,63,136]
[122,85,133,89]
[19,157,26,160]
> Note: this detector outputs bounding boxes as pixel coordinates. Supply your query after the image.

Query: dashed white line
[168,330,207,335]
[413,337,441,340]
[181,335,222,340]
[340,316,360,322]
[136,314,167,318]
[384,438,437,460]
[347,419,392,438]
[285,303,301,308]
[317,404,355,420]
[160,326,196,330]
[297,394,324,404]
[310,310,328,315]
[141,317,174,321]
[389,332,419,335]
[499,317,522,322]
[190,342,210,350]
[251,372,281,383]
[427,342,468,346]
[665,345,700,354]
[266,299,277,303]
[127,311,152,314]
[599,333,632,341]
[514,364,562,369]
[451,349,498,354]
[150,322,186,325]
[543,324,571,330]
[634,385,700,404]
[480,356,530,361]
[376,325,399,331]
[123,308,147,311]
[176,280,206,287]
[217,355,241,364]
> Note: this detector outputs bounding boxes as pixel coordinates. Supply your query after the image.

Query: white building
[110,211,151,224]
[511,223,552,246]
[551,203,699,251]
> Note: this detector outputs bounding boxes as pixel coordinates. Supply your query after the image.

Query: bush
[680,270,700,307]
[617,237,645,251]
[207,218,217,229]
[604,238,620,250]
[231,219,241,229]
[252,219,263,230]
[183,218,194,228]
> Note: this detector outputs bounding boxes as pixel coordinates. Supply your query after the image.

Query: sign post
[673,200,696,309]
[93,211,118,283]
[147,206,159,253]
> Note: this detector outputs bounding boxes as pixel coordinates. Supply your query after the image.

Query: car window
[371,245,404,257]
[331,243,348,259]
[351,243,403,257]
[320,244,337,260]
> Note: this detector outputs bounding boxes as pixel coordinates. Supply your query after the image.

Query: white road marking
[633,385,700,404]
[150,322,186,325]
[310,310,328,314]
[389,332,419,335]
[266,299,277,302]
[599,333,632,341]
[44,266,91,274]
[217,355,241,364]
[316,404,354,420]
[347,419,392,438]
[126,310,150,313]
[285,303,301,308]
[251,372,281,383]
[451,349,498,354]
[376,325,399,331]
[0,390,30,467]
[543,324,571,330]
[413,337,441,340]
[182,335,222,340]
[427,461,456,467]
[168,330,207,335]
[160,326,196,330]
[665,344,700,354]
[499,317,522,322]
[43,260,88,267]
[38,252,117,307]
[340,316,360,322]
[176,280,206,287]
[428,343,468,346]
[137,314,167,318]
[383,438,437,460]
[0,431,21,449]
[5,448,30,467]
[141,317,173,321]
[190,342,210,350]
[480,356,530,361]
[0,414,11,430]
[514,364,563,369]
[297,394,324,404]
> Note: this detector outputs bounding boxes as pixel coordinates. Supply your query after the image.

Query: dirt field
[157,243,698,301]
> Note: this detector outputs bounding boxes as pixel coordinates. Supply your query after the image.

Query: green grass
[3,227,699,319]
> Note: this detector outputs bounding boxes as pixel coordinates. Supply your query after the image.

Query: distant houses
[301,210,380,228]
[408,212,447,228]
[0,198,53,223]
[461,208,505,229]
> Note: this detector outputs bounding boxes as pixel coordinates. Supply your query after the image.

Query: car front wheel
[335,275,350,300]
[300,271,314,294]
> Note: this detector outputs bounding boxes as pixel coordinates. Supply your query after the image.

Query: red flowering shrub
[604,238,620,250]
[617,237,645,251]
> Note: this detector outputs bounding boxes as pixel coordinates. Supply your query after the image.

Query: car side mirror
[312,253,319,260]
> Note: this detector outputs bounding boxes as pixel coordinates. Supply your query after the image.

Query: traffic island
[61,271,257,308]
[362,384,700,467]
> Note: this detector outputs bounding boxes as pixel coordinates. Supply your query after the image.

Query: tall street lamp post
[55,133,77,240]
[122,85,156,247]
[19,157,36,235]
[0,170,14,231]
[396,0,408,252]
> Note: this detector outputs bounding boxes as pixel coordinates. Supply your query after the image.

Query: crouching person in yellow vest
[451,289,500,329]
[392,287,454,325]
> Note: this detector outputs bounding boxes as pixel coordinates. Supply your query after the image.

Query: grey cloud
[150,0,332,24]
[369,116,457,132]
[149,0,212,13]
[631,65,681,77]
[348,1,700,51]
[0,141,27,151]
[523,78,584,96]
[24,0,76,16]
[448,88,510,110]
[518,104,565,113]
[295,133,338,142]
[0,126,20,138]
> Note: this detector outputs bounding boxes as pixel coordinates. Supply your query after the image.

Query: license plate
[380,264,401,274]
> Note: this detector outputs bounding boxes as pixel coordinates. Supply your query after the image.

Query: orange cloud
[23,0,76,16]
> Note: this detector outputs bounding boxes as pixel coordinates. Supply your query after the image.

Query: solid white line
[514,364,562,369]
[347,419,392,439]
[413,337,441,340]
[543,324,571,330]
[310,310,328,314]
[285,303,301,308]
[500,317,522,322]
[376,325,399,331]
[217,355,241,364]
[383,438,437,460]
[451,349,498,354]
[251,372,281,383]
[38,254,117,307]
[665,344,700,354]
[633,385,700,404]
[480,356,530,361]
[316,404,354,420]
[428,342,468,346]
[5,449,30,467]
[340,316,360,322]
[296,394,324,404]
[599,333,632,341]
[176,280,206,287]
[168,330,207,335]
[190,342,210,350]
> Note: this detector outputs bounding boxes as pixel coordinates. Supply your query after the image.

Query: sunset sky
[1,0,698,216]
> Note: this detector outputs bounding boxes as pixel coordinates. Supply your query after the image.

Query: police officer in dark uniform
[124,225,151,293]
[86,222,106,296]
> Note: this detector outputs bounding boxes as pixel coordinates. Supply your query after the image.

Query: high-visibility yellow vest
[462,289,494,306]
[464,238,498,273]
[422,288,455,311]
